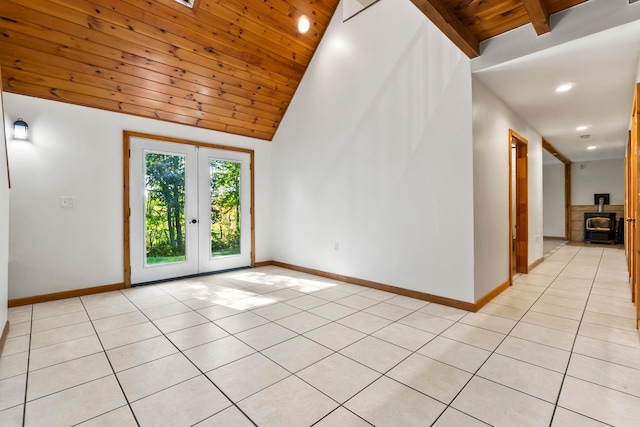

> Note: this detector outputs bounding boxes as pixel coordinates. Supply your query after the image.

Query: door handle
[627,218,636,223]
[190,219,198,224]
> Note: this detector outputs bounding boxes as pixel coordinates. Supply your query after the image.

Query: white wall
[0,92,9,329]
[571,158,624,205]
[472,77,544,300]
[543,163,566,237]
[271,0,476,302]
[4,93,272,299]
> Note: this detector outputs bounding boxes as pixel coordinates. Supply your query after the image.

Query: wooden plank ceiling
[0,0,588,140]
[0,0,339,140]
[410,0,589,58]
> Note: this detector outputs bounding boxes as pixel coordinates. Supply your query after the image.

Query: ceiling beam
[522,0,551,35]
[542,139,571,165]
[409,0,480,58]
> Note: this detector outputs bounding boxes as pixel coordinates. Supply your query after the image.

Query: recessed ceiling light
[555,84,573,92]
[298,16,310,34]
[587,146,596,150]
[576,125,588,131]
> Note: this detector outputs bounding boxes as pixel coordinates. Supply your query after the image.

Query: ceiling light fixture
[587,146,596,150]
[555,84,573,92]
[298,16,310,34]
[576,125,588,131]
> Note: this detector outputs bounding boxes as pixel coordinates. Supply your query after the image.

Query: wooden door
[633,83,640,328]
[627,134,634,301]
[509,130,529,276]
[625,138,629,262]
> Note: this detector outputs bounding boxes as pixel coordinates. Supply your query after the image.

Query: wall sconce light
[13,118,29,140]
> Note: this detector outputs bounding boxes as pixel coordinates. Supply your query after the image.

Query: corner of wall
[471,77,544,301]
[0,95,9,327]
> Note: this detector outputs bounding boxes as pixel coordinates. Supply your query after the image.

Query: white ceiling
[472,2,640,165]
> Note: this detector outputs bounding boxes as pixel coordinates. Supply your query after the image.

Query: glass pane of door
[130,138,198,284]
[209,159,241,258]
[198,147,251,273]
[145,151,187,265]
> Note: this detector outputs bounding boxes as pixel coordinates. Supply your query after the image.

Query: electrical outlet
[61,196,76,208]
[334,242,340,252]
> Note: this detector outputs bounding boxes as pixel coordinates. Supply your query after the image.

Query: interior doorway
[542,139,572,241]
[123,132,255,286]
[509,130,529,276]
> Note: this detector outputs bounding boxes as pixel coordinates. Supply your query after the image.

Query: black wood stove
[583,212,617,244]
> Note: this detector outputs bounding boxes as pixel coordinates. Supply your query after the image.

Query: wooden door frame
[625,134,630,259]
[633,83,640,328]
[626,132,633,300]
[509,130,529,277]
[542,139,571,240]
[122,131,256,288]
[565,164,571,240]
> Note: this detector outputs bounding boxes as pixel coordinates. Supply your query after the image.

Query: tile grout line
[219,287,415,425]
[268,251,633,426]
[300,296,433,426]
[548,246,608,426]
[11,311,104,399]
[11,255,633,426]
[430,244,587,426]
[516,247,627,421]
[149,278,435,425]
[520,246,625,426]
[120,284,260,427]
[20,306,34,427]
[427,250,579,425]
[145,263,588,426]
[2,264,552,424]
[527,246,600,426]
[549,247,640,425]
[79,294,142,427]
[284,285,475,425]
[277,267,550,425]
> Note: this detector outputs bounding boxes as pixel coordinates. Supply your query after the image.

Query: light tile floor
[1,245,639,426]
[542,239,567,259]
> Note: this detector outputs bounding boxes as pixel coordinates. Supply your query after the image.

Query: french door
[129,136,252,284]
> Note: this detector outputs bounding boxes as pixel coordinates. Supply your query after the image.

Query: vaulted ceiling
[0,0,340,140]
[0,0,591,140]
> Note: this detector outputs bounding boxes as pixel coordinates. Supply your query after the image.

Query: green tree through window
[210,160,241,257]
[145,152,186,264]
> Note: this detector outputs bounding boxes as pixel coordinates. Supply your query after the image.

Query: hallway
[487,244,639,425]
[1,245,639,426]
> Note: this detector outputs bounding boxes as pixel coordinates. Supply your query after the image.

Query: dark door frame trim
[542,138,572,240]
[509,129,529,279]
